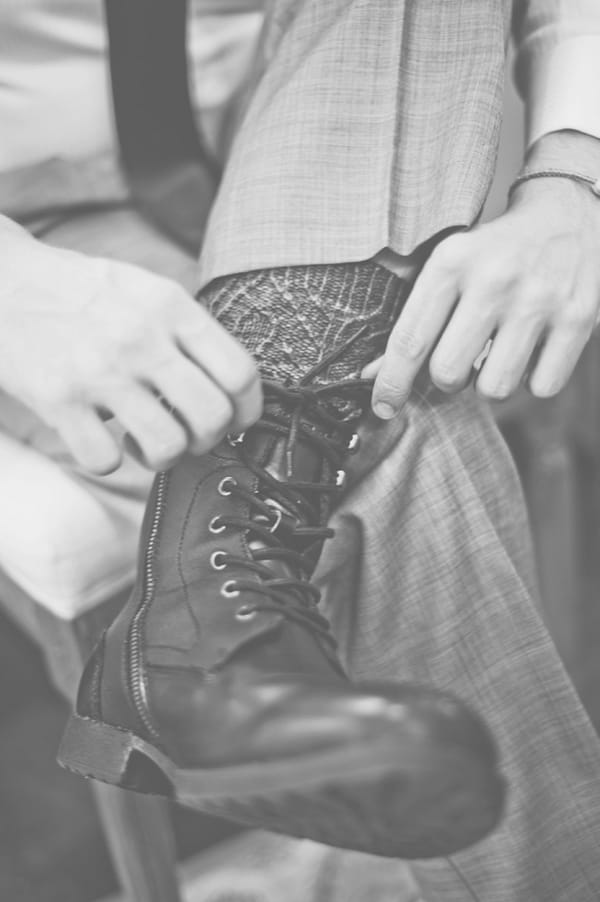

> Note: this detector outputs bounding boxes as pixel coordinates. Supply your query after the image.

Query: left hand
[367,141,600,419]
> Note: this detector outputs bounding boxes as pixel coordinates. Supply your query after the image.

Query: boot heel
[57,714,137,786]
[58,714,139,785]
[58,714,174,796]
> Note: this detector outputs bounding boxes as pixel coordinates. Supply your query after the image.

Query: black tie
[104,0,220,254]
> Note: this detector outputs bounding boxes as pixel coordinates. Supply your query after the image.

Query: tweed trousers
[198,0,511,287]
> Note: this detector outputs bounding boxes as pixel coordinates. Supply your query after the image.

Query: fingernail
[373,401,396,419]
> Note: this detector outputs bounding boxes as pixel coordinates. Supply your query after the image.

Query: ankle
[198,261,409,385]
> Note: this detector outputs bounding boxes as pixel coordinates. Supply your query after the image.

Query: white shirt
[0,0,599,174]
[0,0,263,171]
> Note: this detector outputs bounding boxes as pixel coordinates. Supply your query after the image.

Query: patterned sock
[199,261,408,386]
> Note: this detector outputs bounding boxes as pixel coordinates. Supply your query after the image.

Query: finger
[52,406,122,475]
[361,355,384,379]
[475,320,545,400]
[528,322,590,398]
[371,246,463,416]
[105,388,189,471]
[150,356,234,454]
[428,295,498,393]
[175,308,262,430]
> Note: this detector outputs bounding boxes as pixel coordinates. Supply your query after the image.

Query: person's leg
[188,2,600,899]
[312,381,600,902]
[54,24,505,864]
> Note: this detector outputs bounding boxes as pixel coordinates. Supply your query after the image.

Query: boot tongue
[242,419,337,573]
[265,434,323,485]
[243,421,334,498]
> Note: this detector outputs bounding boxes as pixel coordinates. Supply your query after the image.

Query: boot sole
[58,712,505,859]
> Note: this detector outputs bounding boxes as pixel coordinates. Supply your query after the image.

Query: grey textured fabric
[201,263,409,384]
[321,388,600,902]
[198,0,512,287]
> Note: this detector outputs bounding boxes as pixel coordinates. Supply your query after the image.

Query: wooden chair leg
[92,783,182,902]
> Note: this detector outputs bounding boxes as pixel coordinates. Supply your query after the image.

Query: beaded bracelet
[508,168,600,200]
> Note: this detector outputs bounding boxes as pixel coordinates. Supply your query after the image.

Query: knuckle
[374,370,403,399]
[86,448,123,476]
[79,349,115,389]
[177,299,216,337]
[189,418,233,454]
[519,276,554,310]
[429,355,464,392]
[389,327,427,363]
[144,446,185,471]
[234,399,263,433]
[476,264,512,295]
[199,398,235,437]
[431,235,467,271]
[558,308,592,335]
[40,374,76,408]
[229,358,260,396]
[142,276,184,313]
[138,424,187,470]
[154,431,188,463]
[188,436,216,456]
[476,377,512,401]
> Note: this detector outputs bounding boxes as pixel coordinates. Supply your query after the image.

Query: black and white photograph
[0,1,599,900]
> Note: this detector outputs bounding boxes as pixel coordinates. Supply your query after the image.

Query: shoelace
[211,333,374,646]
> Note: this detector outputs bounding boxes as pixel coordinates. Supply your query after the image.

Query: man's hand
[367,131,600,418]
[0,221,262,474]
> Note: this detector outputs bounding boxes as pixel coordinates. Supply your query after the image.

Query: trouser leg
[314,382,600,902]
[194,3,600,898]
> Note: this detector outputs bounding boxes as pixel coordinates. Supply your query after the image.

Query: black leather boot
[58,373,505,859]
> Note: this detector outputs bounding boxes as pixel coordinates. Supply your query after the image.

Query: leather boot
[58,372,505,859]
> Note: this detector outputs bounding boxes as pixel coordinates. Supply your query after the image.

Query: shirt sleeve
[512,0,600,147]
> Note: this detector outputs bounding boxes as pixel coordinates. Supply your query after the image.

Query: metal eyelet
[347,432,360,453]
[210,550,227,571]
[218,476,237,497]
[209,516,226,535]
[336,469,347,489]
[235,605,257,620]
[227,432,245,447]
[221,580,240,599]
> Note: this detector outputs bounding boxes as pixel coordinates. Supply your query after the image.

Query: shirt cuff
[515,35,600,148]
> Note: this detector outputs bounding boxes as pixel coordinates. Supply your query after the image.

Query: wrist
[525,129,600,175]
[509,131,600,212]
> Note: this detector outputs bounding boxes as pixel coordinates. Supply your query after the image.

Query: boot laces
[211,330,373,646]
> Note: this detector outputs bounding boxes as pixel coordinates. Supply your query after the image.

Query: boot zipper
[127,471,169,738]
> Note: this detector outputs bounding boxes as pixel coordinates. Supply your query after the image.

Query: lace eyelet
[235,605,257,620]
[347,433,360,453]
[209,516,227,535]
[221,580,240,599]
[336,469,347,489]
[218,476,237,497]
[210,550,227,571]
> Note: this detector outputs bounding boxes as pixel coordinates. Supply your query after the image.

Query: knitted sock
[199,261,408,386]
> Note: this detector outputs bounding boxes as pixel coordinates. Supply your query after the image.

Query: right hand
[0,220,262,474]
